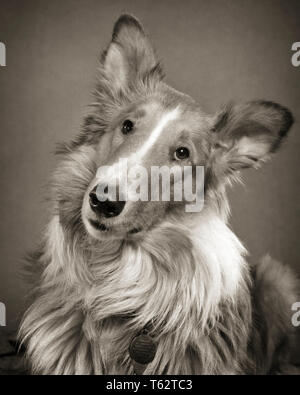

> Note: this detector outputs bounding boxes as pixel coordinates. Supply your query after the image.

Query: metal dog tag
[129,332,157,365]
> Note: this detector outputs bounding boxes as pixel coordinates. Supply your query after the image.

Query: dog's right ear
[101,14,161,91]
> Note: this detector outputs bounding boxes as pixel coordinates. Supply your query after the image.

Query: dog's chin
[84,217,143,241]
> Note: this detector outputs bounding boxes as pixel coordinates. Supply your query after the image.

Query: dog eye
[174,147,190,160]
[122,119,134,134]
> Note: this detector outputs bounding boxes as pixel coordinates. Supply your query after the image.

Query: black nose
[89,186,125,218]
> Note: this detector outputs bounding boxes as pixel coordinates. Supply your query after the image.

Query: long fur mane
[20,192,255,374]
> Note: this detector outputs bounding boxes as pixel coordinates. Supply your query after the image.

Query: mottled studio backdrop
[0,0,299,332]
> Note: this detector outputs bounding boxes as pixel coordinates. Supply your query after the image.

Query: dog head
[58,15,293,241]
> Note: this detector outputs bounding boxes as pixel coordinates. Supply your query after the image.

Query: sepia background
[0,0,299,337]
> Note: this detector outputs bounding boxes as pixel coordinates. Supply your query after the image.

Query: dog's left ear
[211,100,294,171]
[101,14,161,91]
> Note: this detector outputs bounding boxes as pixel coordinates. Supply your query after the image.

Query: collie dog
[20,15,298,375]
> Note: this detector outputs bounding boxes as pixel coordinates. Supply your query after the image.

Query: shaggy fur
[19,14,297,375]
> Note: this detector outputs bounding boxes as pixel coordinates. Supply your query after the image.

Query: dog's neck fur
[21,204,253,374]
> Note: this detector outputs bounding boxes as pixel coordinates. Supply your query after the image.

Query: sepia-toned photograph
[0,0,299,379]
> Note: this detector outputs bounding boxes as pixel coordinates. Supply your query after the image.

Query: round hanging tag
[129,333,157,365]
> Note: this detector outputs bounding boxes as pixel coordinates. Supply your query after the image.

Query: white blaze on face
[96,107,180,186]
[133,107,180,161]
